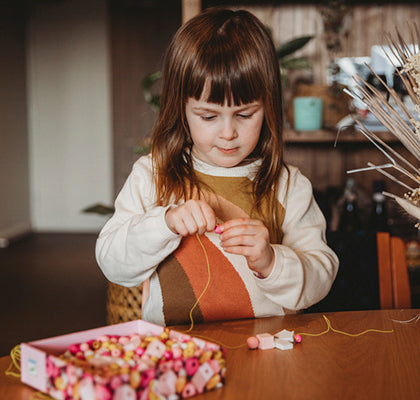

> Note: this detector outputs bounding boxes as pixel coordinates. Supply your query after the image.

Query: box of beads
[20,319,225,399]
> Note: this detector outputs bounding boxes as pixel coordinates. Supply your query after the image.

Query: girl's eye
[201,115,216,121]
[237,113,252,119]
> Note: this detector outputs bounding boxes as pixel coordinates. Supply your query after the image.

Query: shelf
[284,128,400,144]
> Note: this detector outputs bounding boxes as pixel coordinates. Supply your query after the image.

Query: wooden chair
[377,232,412,309]
[106,282,143,324]
[307,230,411,313]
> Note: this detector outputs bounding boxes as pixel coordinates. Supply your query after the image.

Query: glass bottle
[369,180,389,232]
[338,178,362,232]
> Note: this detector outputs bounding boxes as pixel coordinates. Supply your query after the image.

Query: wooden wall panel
[110,1,181,194]
[234,3,420,83]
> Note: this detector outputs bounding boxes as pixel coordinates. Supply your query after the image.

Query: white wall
[27,0,112,232]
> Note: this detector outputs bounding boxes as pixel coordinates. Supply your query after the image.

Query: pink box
[20,319,225,399]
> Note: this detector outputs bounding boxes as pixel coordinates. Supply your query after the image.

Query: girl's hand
[217,218,274,277]
[165,200,216,236]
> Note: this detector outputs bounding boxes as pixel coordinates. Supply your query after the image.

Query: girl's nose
[219,119,238,140]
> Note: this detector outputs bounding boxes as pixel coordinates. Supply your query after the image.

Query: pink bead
[66,364,78,385]
[214,225,222,234]
[80,342,90,352]
[111,348,121,357]
[178,334,192,343]
[145,340,166,358]
[66,385,74,398]
[46,357,60,378]
[135,347,145,357]
[294,334,302,343]
[156,370,177,398]
[205,343,219,352]
[172,347,183,359]
[184,357,199,376]
[109,376,123,390]
[208,359,221,374]
[181,382,197,398]
[172,359,183,373]
[246,336,259,350]
[95,384,112,400]
[118,336,130,345]
[191,362,214,392]
[113,384,136,400]
[158,360,173,374]
[140,369,156,389]
[68,344,80,354]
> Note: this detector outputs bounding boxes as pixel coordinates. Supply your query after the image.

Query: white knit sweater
[96,154,338,326]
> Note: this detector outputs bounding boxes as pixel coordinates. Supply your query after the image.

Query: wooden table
[1,310,419,399]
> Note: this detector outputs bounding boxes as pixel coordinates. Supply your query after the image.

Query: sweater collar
[192,154,261,178]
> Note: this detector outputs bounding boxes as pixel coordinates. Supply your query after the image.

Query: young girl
[96,8,338,326]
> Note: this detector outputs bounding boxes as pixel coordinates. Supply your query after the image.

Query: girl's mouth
[218,147,238,154]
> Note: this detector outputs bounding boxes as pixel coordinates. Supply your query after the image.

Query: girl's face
[185,96,264,168]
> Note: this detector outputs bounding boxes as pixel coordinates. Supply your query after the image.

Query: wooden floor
[0,233,108,357]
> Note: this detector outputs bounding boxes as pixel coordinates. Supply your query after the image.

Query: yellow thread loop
[297,315,394,338]
[5,345,21,379]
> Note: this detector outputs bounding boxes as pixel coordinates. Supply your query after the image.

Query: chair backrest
[376,232,393,309]
[390,236,412,308]
[376,232,411,309]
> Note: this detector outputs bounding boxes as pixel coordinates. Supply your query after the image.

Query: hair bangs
[187,36,266,106]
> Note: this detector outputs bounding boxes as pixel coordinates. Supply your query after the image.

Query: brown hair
[151,8,286,242]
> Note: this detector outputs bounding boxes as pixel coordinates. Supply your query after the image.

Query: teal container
[293,97,323,131]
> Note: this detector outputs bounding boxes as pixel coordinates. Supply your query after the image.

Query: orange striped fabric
[157,234,254,325]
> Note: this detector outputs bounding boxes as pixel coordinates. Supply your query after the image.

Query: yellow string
[31,392,54,400]
[183,234,212,334]
[5,344,61,400]
[5,345,21,379]
[297,315,394,338]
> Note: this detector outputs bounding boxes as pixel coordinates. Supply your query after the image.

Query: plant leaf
[82,203,115,215]
[280,57,312,70]
[276,36,313,59]
[141,71,162,109]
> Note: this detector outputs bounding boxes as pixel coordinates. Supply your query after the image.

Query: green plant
[83,203,115,215]
[141,70,162,112]
[276,35,313,87]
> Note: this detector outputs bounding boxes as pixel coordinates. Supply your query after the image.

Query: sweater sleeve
[254,166,339,311]
[95,156,181,287]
